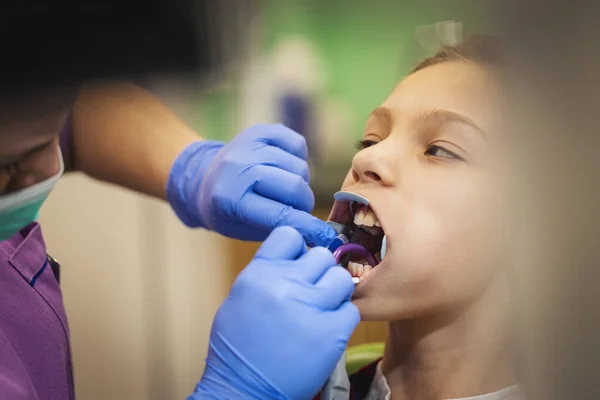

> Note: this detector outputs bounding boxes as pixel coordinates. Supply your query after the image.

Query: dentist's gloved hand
[189,227,360,400]
[166,124,337,247]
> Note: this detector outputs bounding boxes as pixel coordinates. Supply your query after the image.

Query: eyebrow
[416,108,487,139]
[366,107,394,133]
[0,139,54,167]
[367,106,487,140]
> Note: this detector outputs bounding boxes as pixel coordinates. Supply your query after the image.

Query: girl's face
[0,92,75,194]
[329,61,506,321]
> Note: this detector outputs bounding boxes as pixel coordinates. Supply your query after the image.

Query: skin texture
[71,83,200,199]
[0,95,71,194]
[0,83,199,198]
[330,61,516,399]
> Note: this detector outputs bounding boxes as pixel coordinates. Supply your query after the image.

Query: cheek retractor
[333,191,369,218]
[334,190,388,262]
[333,243,377,267]
[326,191,379,284]
[380,235,387,260]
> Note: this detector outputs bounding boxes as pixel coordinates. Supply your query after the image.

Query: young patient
[322,36,522,400]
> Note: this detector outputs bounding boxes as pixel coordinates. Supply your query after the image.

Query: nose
[350,144,395,186]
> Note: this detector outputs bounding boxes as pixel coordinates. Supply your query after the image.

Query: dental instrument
[326,223,361,284]
[326,221,351,253]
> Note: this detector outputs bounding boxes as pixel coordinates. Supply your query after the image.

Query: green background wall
[192,1,478,143]
[261,0,454,141]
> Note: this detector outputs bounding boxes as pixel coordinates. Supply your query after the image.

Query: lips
[328,191,386,282]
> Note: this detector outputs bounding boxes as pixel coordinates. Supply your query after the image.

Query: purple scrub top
[0,116,75,400]
[0,224,74,400]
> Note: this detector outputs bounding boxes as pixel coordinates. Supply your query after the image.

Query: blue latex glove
[189,226,360,400]
[166,124,337,247]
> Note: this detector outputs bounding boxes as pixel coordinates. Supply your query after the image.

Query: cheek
[393,179,500,294]
[340,169,354,188]
[355,170,505,319]
[402,177,493,246]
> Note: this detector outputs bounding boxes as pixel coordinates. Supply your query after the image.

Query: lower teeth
[347,261,373,279]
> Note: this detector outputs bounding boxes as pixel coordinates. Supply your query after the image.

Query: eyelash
[1,163,18,175]
[355,139,463,161]
[355,139,378,150]
[424,144,462,160]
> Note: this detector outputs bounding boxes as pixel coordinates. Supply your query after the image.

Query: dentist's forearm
[70,82,202,200]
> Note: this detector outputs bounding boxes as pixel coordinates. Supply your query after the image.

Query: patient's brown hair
[412,35,505,73]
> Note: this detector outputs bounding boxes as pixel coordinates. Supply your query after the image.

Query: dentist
[0,2,358,398]
[0,83,357,400]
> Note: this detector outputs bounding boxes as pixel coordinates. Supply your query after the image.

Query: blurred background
[29,1,517,399]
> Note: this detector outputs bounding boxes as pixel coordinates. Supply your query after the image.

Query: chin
[350,263,457,322]
[352,301,393,322]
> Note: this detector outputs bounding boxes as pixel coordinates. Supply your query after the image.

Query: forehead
[378,61,499,133]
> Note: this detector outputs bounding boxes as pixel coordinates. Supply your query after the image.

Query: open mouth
[327,191,386,283]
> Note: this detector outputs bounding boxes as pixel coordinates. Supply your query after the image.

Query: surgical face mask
[0,148,64,240]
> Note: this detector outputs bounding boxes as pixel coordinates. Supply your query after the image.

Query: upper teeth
[354,207,380,228]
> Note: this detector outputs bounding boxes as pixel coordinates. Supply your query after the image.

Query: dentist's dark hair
[0,0,259,101]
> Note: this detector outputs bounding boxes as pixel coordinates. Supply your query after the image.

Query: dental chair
[345,342,384,375]
[321,342,384,399]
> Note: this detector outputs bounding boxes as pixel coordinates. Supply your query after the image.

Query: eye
[0,163,18,175]
[424,144,462,160]
[355,139,378,151]
[0,163,17,193]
